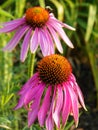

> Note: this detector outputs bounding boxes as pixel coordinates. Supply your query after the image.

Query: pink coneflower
[0,7,75,62]
[14,54,87,130]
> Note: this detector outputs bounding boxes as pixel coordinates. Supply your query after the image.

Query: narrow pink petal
[2,17,26,26]
[24,83,45,105]
[44,27,54,55]
[67,84,79,126]
[3,25,29,51]
[53,85,63,128]
[48,21,74,48]
[62,23,76,31]
[28,84,45,127]
[0,18,26,33]
[62,83,71,126]
[20,28,32,62]
[75,83,87,110]
[49,14,75,30]
[46,112,54,130]
[14,95,24,110]
[18,73,39,95]
[38,28,49,56]
[28,103,38,127]
[70,74,87,110]
[38,86,52,126]
[30,27,39,53]
[46,86,56,130]
[14,73,39,109]
[47,24,63,53]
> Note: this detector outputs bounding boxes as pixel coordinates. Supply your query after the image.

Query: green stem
[28,53,36,78]
[14,96,19,130]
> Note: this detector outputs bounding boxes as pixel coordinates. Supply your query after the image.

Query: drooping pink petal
[38,86,52,126]
[14,94,25,110]
[24,83,45,106]
[46,86,56,130]
[0,18,26,33]
[30,27,39,53]
[38,28,49,56]
[62,83,71,126]
[47,21,74,48]
[47,24,63,53]
[14,73,40,110]
[18,73,39,95]
[46,112,54,130]
[69,74,87,110]
[49,14,75,31]
[28,101,39,127]
[20,28,32,62]
[3,25,29,51]
[75,83,87,110]
[28,84,45,127]
[44,27,54,55]
[2,17,25,26]
[53,85,63,128]
[67,83,79,126]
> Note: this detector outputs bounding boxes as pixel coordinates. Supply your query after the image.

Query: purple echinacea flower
[0,7,75,62]
[14,54,87,130]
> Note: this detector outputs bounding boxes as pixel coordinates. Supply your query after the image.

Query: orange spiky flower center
[25,7,49,28]
[38,54,72,85]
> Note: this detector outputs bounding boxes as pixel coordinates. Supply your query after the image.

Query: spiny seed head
[25,7,49,28]
[37,54,72,85]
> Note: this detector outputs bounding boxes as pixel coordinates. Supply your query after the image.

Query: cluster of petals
[0,12,75,62]
[14,72,87,130]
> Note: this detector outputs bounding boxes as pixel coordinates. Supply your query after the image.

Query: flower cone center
[26,7,49,28]
[38,54,72,85]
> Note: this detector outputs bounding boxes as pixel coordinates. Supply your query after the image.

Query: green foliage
[0,0,98,129]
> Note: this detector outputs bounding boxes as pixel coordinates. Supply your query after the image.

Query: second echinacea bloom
[14,54,87,130]
[0,6,75,62]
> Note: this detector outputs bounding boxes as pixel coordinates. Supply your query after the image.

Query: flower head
[14,54,87,130]
[0,6,75,62]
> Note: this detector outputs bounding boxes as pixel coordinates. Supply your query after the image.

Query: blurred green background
[0,0,98,130]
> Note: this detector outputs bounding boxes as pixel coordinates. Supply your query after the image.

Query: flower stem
[28,53,35,78]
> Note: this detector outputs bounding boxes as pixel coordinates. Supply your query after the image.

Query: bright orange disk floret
[26,7,49,28]
[38,54,72,85]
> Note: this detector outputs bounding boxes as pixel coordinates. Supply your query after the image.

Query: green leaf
[0,7,14,19]
[39,0,45,8]
[92,30,98,37]
[15,0,26,18]
[1,0,14,9]
[0,125,12,130]
[77,18,87,29]
[85,5,97,42]
[49,0,64,20]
